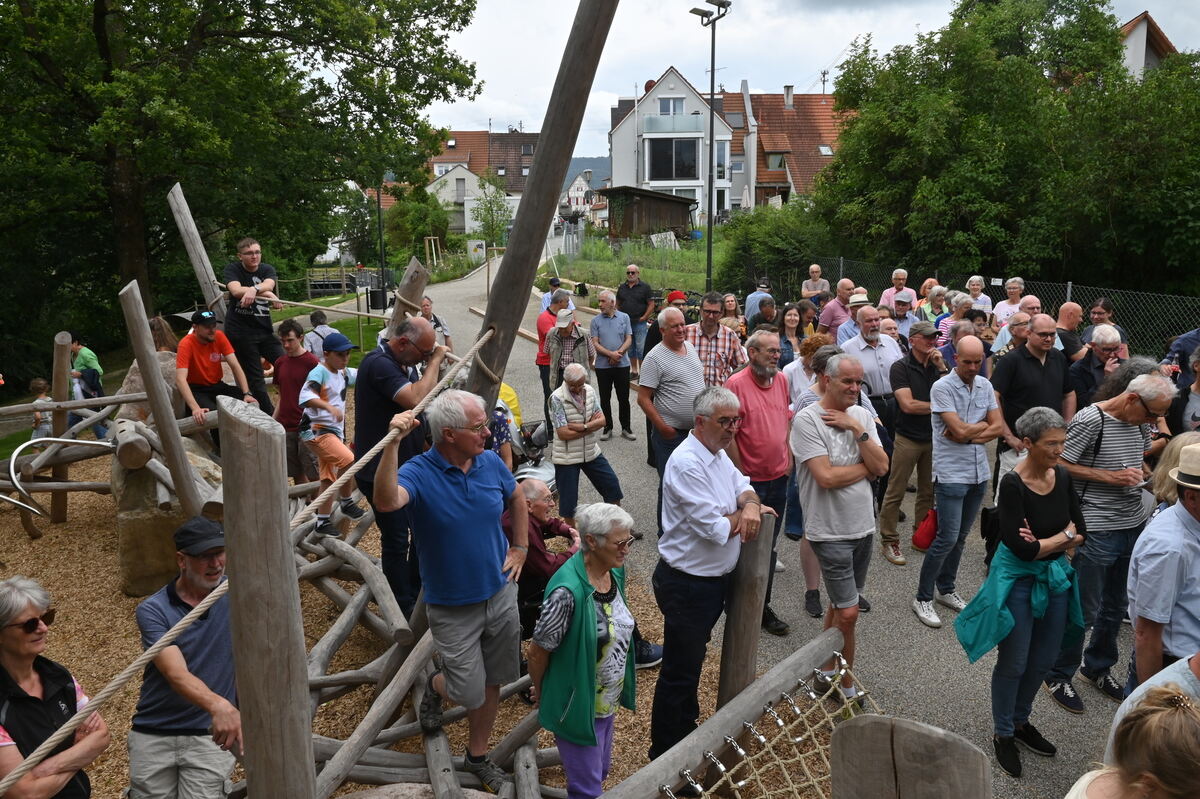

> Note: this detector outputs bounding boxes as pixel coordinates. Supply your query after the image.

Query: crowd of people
[6,252,1200,799]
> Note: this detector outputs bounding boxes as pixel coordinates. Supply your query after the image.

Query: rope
[0,326,495,797]
[289,326,496,531]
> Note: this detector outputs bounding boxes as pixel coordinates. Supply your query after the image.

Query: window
[434,163,456,176]
[818,145,834,156]
[648,138,699,180]
[522,166,530,176]
[521,144,534,156]
[716,189,727,209]
[659,97,684,115]
[674,188,697,199]
[767,153,786,169]
[731,160,744,173]
[726,112,744,129]
[447,138,457,148]
[716,141,728,181]
[496,166,505,176]
[454,178,465,201]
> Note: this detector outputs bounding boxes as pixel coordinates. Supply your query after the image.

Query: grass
[544,236,727,294]
[270,292,358,322]
[0,427,30,461]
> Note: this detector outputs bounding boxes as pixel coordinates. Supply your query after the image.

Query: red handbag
[912,508,938,552]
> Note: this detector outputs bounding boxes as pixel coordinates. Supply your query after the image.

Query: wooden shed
[595,185,695,238]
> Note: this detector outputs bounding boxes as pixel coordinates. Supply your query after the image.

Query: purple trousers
[556,714,616,799]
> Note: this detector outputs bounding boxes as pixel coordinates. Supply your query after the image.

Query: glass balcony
[642,115,705,133]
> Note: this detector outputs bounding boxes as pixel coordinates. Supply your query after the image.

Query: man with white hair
[374,390,528,793]
[650,386,763,759]
[549,363,624,529]
[589,289,634,440]
[879,268,908,309]
[792,354,889,702]
[1043,373,1175,715]
[1069,323,1124,408]
[891,289,917,337]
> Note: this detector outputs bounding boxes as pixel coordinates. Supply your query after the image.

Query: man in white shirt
[650,386,764,760]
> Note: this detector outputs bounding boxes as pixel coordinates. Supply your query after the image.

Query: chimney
[784,84,794,109]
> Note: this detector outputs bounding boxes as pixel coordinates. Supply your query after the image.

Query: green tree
[470,170,513,249]
[716,202,841,298]
[385,187,450,261]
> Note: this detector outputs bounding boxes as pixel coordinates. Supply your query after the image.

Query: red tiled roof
[364,182,404,211]
[427,131,490,177]
[722,92,747,156]
[748,93,841,195]
[759,132,792,152]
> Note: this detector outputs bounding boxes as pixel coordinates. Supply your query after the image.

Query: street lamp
[691,0,731,292]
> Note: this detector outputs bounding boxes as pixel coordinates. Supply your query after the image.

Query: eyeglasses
[1097,346,1120,355]
[239,250,262,256]
[704,415,744,429]
[756,348,782,355]
[701,308,722,316]
[1137,395,1165,419]
[626,271,638,275]
[1009,321,1029,328]
[1032,331,1056,338]
[455,420,490,435]
[5,609,55,634]
[614,536,636,551]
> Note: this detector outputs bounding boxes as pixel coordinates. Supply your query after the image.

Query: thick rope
[0,326,495,797]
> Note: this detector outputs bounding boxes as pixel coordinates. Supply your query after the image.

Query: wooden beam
[0,392,147,418]
[113,419,153,470]
[463,0,620,407]
[0,482,111,494]
[490,710,541,771]
[119,281,204,518]
[318,537,411,645]
[168,183,226,323]
[394,256,430,324]
[218,395,316,798]
[50,331,71,522]
[513,740,541,799]
[717,513,776,708]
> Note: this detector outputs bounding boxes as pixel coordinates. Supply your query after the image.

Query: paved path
[422,257,1132,799]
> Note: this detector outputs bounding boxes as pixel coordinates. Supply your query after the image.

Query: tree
[386,187,450,261]
[715,201,842,298]
[470,170,513,249]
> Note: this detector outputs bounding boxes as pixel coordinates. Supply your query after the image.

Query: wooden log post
[217,395,316,798]
[113,419,153,469]
[49,332,72,522]
[394,256,430,322]
[168,183,226,323]
[716,512,777,708]
[463,0,620,407]
[119,281,204,518]
[0,392,148,418]
[513,740,541,799]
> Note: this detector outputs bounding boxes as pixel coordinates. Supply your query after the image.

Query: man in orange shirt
[175,310,256,427]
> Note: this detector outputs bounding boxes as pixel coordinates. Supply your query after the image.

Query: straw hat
[1169,443,1200,490]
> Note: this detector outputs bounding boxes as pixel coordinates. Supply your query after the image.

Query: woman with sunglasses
[0,576,110,798]
[527,503,638,799]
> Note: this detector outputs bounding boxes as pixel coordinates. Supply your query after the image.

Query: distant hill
[561,156,609,194]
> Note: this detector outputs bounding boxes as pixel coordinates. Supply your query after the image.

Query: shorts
[285,430,319,482]
[304,432,354,482]
[810,537,873,609]
[127,729,235,799]
[426,581,521,710]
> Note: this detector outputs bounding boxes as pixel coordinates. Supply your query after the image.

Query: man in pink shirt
[817,278,855,341]
[726,329,793,636]
[879,268,909,309]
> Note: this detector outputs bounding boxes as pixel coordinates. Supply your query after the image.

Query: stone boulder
[114,352,179,422]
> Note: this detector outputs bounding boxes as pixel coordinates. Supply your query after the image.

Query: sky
[424,0,1197,159]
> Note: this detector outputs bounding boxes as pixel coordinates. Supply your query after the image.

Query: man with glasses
[353,315,446,615]
[686,290,747,388]
[1070,324,1125,408]
[374,391,527,793]
[223,237,285,413]
[1042,373,1175,714]
[650,386,763,759]
[726,330,793,636]
[548,363,624,530]
[616,264,654,380]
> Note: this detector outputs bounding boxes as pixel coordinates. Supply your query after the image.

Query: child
[29,378,52,441]
[298,332,365,536]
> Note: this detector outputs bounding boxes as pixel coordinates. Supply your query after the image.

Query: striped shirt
[640,342,706,429]
[685,323,747,387]
[1062,404,1152,530]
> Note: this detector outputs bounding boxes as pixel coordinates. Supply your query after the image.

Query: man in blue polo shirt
[374,389,529,794]
[129,517,239,799]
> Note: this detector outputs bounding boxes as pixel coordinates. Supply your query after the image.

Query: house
[608,67,735,224]
[421,129,538,234]
[1120,11,1177,81]
[561,170,595,217]
[427,164,491,234]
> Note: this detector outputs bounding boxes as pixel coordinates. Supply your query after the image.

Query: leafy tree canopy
[470,170,513,249]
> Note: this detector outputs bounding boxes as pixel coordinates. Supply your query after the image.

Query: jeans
[67,411,109,441]
[651,427,688,536]
[358,477,421,616]
[783,473,804,539]
[878,434,933,545]
[226,329,283,415]
[595,366,632,433]
[649,560,730,759]
[991,576,1071,736]
[916,480,987,602]
[538,364,552,425]
[750,476,788,606]
[630,320,648,363]
[1047,523,1143,682]
[554,454,624,518]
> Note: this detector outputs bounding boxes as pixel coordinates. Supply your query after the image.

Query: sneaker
[315,519,339,537]
[935,590,968,612]
[804,589,824,618]
[463,755,509,794]
[857,595,871,612]
[993,735,1022,778]
[898,509,907,523]
[1044,680,1085,714]
[774,557,787,572]
[1080,670,1125,703]
[340,501,366,520]
[600,429,613,441]
[634,638,663,669]
[912,599,942,628]
[882,542,907,565]
[762,605,790,636]
[419,671,444,733]
[620,429,637,441]
[1013,722,1056,757]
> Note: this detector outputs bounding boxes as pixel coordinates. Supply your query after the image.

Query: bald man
[817,278,855,340]
[1056,302,1086,362]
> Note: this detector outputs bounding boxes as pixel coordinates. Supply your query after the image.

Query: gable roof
[609,66,716,133]
[722,91,747,156]
[1120,11,1178,60]
[429,130,490,176]
[747,93,841,194]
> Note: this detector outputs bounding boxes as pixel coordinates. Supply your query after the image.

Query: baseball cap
[192,309,218,327]
[667,290,688,304]
[174,516,225,555]
[909,320,937,338]
[555,309,575,328]
[321,331,358,352]
[756,278,771,289]
[548,277,562,287]
[894,290,915,305]
[848,294,871,307]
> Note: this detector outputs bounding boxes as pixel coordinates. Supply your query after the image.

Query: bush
[715,203,843,299]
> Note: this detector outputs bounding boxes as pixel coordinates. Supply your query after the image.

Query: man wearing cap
[1126,442,1200,687]
[744,278,773,322]
[175,309,257,427]
[223,237,285,414]
[818,279,856,341]
[891,290,917,338]
[617,264,654,379]
[540,277,576,312]
[543,308,595,390]
[129,517,240,799]
[836,293,873,345]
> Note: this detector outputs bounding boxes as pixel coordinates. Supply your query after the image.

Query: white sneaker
[912,599,942,628]
[774,557,787,573]
[935,590,968,612]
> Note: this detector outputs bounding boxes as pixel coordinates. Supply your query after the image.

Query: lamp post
[691,0,731,293]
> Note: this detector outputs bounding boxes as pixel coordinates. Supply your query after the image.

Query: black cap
[174,516,225,555]
[549,277,562,286]
[191,309,218,327]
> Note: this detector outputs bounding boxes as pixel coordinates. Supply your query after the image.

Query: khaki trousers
[878,434,933,545]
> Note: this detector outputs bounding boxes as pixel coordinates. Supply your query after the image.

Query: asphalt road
[421,256,1132,799]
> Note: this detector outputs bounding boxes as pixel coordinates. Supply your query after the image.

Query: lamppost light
[690,7,714,19]
[706,0,732,8]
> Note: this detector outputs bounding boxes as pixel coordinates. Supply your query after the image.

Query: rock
[114,352,179,422]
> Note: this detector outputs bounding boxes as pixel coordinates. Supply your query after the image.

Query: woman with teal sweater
[955,407,1086,779]
[527,503,637,799]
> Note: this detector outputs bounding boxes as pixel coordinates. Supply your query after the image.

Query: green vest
[538,551,636,746]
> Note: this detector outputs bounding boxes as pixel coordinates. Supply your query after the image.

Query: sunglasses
[6,609,55,634]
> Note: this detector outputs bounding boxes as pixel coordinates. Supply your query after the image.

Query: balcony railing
[642,115,705,133]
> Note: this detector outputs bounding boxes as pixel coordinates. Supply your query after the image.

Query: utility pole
[691,0,732,293]
[820,69,829,94]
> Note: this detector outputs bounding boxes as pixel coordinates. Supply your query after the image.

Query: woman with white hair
[527,503,637,799]
[0,576,110,798]
[916,284,948,323]
[992,277,1026,327]
[937,293,975,346]
[966,276,992,312]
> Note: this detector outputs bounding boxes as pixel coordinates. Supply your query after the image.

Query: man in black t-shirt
[616,264,654,377]
[1055,302,1086,363]
[223,237,285,413]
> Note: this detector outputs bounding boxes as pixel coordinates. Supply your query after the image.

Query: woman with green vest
[955,407,1086,779]
[527,503,637,799]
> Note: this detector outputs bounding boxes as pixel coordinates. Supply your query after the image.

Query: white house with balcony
[609,67,735,224]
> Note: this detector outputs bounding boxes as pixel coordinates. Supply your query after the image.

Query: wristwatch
[1063,528,1076,540]
[858,429,870,442]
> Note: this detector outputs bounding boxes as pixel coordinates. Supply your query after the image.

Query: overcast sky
[424,1,1196,159]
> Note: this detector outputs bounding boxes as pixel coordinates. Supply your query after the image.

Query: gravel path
[421,254,1131,799]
